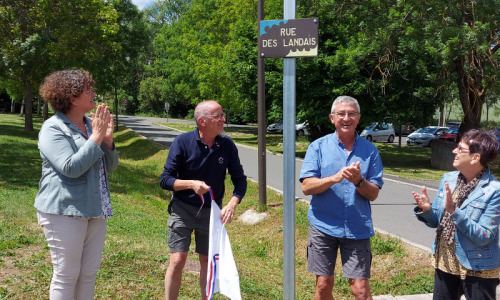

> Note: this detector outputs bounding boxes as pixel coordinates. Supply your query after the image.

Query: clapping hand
[443,183,455,213]
[102,112,115,149]
[90,104,113,147]
[412,186,431,211]
[341,161,362,184]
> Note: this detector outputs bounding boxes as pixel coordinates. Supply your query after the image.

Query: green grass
[0,113,434,299]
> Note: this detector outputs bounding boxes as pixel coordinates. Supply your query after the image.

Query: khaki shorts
[307,224,372,279]
[167,200,211,255]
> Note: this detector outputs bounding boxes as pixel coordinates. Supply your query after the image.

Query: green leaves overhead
[2,0,497,132]
[0,0,122,130]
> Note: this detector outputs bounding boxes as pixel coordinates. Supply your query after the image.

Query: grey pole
[283,0,296,299]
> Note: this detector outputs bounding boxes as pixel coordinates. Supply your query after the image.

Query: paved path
[117,115,499,300]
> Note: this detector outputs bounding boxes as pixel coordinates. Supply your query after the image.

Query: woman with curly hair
[413,129,500,299]
[35,69,119,299]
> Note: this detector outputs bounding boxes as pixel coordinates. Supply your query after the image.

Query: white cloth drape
[206,200,242,300]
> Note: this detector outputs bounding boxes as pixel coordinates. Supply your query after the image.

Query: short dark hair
[461,129,499,166]
[39,70,95,114]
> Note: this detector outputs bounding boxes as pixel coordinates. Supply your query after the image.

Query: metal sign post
[164,102,170,123]
[283,55,296,299]
[283,1,296,298]
[259,3,318,297]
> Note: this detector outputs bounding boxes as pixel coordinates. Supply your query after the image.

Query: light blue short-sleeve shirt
[300,132,384,239]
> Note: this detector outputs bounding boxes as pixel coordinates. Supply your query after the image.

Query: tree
[98,0,152,123]
[381,0,500,135]
[0,0,48,130]
[0,0,119,131]
[150,0,261,122]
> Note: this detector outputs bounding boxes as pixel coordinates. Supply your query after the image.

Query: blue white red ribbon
[196,188,214,217]
[206,253,219,300]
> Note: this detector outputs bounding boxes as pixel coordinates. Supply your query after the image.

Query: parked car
[295,121,309,136]
[360,122,395,143]
[267,120,310,136]
[439,127,459,143]
[267,121,283,134]
[394,124,416,136]
[407,126,449,147]
[446,121,461,128]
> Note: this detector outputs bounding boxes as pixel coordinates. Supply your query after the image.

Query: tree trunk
[19,100,24,116]
[43,101,49,120]
[438,103,444,126]
[10,99,15,113]
[24,80,34,132]
[455,55,484,139]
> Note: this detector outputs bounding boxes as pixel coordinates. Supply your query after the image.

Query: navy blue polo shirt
[160,129,247,208]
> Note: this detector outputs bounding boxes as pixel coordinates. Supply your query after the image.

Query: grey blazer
[34,112,119,217]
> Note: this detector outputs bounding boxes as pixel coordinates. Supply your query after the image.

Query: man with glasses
[160,100,247,300]
[300,95,384,300]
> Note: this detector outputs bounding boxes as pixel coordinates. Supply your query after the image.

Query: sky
[131,0,154,10]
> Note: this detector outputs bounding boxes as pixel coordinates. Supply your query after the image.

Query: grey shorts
[307,224,372,279]
[167,200,211,256]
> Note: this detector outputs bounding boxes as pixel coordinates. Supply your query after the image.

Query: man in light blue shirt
[300,95,384,300]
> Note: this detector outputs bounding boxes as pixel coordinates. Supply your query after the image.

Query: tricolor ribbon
[206,254,219,299]
[196,188,214,217]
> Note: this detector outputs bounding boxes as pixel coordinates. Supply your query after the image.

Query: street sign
[259,18,318,58]
[164,102,170,112]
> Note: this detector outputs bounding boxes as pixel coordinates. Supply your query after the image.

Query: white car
[267,120,310,136]
[406,126,449,147]
[266,121,283,134]
[295,121,309,136]
[360,122,395,143]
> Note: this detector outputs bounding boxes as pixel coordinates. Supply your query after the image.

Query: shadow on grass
[377,144,433,169]
[111,126,169,199]
[225,127,258,134]
[110,161,168,199]
[0,138,41,189]
[0,117,42,190]
[113,126,164,161]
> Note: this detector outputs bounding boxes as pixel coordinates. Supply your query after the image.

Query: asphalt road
[118,115,437,251]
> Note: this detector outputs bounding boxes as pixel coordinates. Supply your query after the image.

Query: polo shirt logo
[219,157,224,164]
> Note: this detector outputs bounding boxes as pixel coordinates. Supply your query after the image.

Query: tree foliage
[0,0,121,130]
[378,0,500,135]
[3,0,498,134]
[0,0,149,130]
[148,0,260,121]
[145,0,499,136]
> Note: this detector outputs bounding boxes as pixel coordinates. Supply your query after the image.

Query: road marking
[384,177,438,192]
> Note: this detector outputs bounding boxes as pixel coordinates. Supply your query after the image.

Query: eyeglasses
[205,112,226,120]
[456,144,471,154]
[332,111,359,119]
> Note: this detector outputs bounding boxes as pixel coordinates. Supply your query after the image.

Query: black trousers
[433,268,499,300]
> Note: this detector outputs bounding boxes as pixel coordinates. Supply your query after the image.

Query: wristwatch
[355,178,365,187]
